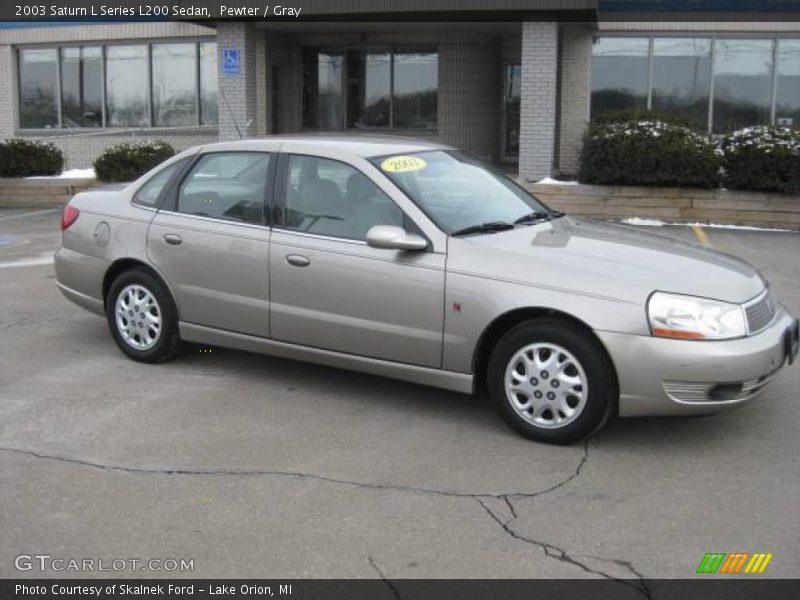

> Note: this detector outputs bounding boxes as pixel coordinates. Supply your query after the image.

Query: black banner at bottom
[2,579,799,600]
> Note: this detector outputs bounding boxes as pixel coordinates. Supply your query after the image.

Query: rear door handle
[285,254,310,267]
[163,233,183,245]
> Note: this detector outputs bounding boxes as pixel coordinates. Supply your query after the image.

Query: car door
[269,153,446,368]
[147,151,274,338]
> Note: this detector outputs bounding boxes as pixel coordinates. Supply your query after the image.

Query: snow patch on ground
[620,217,795,233]
[536,177,578,185]
[27,168,96,180]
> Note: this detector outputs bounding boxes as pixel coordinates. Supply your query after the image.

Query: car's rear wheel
[106,268,181,363]
[487,318,614,444]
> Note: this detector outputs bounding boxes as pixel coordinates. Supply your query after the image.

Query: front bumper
[598,309,798,417]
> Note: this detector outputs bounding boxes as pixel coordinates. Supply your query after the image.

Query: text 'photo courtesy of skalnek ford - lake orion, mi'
[1,2,800,600]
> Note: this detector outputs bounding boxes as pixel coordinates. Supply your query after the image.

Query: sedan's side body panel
[146,213,270,338]
[270,230,446,367]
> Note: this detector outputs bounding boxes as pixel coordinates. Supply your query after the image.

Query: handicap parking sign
[222,48,240,76]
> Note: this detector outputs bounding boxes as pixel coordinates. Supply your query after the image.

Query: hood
[447,216,765,305]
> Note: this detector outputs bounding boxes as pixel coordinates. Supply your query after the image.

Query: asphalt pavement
[1,208,798,591]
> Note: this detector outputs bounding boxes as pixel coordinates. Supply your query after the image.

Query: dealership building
[1,1,799,180]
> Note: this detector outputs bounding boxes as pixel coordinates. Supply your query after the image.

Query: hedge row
[0,139,63,177]
[579,121,800,194]
[93,141,175,182]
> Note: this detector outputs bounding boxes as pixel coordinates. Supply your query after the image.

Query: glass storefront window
[200,42,218,125]
[60,47,103,128]
[18,48,58,128]
[392,49,438,130]
[503,64,521,158]
[303,46,438,131]
[303,48,344,129]
[106,45,149,127]
[152,44,198,127]
[713,39,774,133]
[651,38,711,130]
[590,37,650,118]
[776,39,800,129]
[346,48,391,128]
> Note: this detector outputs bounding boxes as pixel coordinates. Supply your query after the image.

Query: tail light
[61,205,80,231]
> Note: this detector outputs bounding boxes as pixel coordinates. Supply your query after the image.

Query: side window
[177,152,272,224]
[133,159,185,208]
[284,155,403,241]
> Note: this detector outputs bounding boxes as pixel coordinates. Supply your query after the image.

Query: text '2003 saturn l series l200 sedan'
[54,135,799,444]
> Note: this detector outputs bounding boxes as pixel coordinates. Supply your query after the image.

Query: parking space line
[691,224,712,248]
[0,208,59,222]
[0,254,54,269]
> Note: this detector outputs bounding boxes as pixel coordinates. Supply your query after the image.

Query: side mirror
[366,225,428,251]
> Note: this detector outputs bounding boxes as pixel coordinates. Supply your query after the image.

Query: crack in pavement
[475,498,652,599]
[368,556,401,600]
[0,442,587,501]
[0,439,650,589]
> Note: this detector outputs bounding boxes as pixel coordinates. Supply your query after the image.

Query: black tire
[487,318,615,444]
[105,267,181,363]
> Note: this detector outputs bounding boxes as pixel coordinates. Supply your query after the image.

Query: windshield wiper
[513,210,563,225]
[451,221,515,237]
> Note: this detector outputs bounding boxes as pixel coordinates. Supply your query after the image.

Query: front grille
[745,290,777,335]
[663,368,781,403]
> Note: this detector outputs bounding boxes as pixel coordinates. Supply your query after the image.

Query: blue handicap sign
[222,48,240,76]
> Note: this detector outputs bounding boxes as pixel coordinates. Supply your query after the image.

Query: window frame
[590,33,800,133]
[15,38,217,132]
[162,151,277,228]
[273,152,430,248]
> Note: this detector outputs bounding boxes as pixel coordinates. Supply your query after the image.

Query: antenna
[219,87,244,139]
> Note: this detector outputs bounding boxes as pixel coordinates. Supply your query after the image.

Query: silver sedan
[55,135,799,444]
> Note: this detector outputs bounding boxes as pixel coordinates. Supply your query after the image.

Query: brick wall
[438,34,501,162]
[0,44,16,139]
[217,22,263,141]
[519,21,559,182]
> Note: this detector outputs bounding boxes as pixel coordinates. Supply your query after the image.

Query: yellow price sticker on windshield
[381,156,427,173]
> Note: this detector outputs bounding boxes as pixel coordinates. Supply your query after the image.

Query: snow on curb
[27,168,96,180]
[620,217,796,233]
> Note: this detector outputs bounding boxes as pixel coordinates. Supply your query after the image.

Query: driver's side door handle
[285,254,310,267]
[163,233,183,245]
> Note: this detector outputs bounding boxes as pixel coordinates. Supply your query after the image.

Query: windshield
[370,150,553,234]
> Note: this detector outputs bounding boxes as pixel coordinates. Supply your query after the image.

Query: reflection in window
[19,48,58,128]
[200,42,218,125]
[178,152,271,224]
[503,64,521,157]
[393,49,438,130]
[60,47,103,128]
[152,44,198,127]
[713,39,774,133]
[134,159,186,207]
[346,48,391,128]
[303,48,344,129]
[776,39,800,128]
[652,38,711,130]
[590,38,649,118]
[106,45,149,127]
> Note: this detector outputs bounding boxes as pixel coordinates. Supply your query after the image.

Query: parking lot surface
[1,208,798,589]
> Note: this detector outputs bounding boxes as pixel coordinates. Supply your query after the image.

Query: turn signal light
[61,205,80,231]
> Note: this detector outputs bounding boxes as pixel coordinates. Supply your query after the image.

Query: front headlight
[648,292,746,340]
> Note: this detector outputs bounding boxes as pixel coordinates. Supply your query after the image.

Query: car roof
[197,133,452,159]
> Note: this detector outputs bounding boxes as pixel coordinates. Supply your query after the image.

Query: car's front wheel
[105,268,181,363]
[487,318,615,444]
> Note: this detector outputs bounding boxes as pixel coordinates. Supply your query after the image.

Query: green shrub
[720,127,800,193]
[94,140,175,182]
[578,120,721,188]
[0,139,64,177]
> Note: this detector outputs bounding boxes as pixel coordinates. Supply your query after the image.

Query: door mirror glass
[366,225,427,251]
